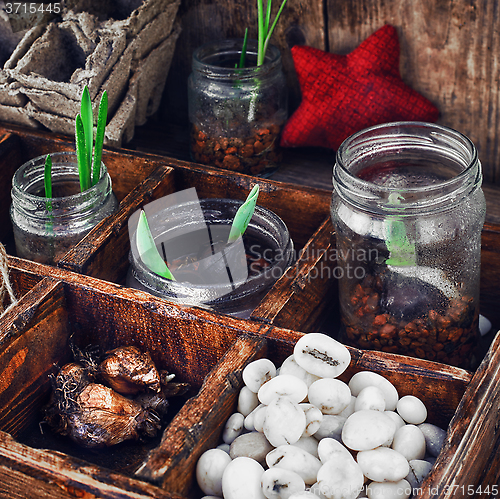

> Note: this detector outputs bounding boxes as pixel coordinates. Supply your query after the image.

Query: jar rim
[333,121,482,214]
[335,121,478,193]
[192,38,282,78]
[12,151,109,204]
[129,198,294,300]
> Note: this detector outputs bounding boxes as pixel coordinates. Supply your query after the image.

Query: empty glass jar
[11,151,118,265]
[331,122,486,369]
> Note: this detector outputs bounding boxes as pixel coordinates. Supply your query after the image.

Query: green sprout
[384,192,416,267]
[237,0,288,68]
[136,210,175,281]
[228,184,260,243]
[256,0,288,66]
[44,85,108,201]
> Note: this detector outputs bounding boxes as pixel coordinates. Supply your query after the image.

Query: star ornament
[280,25,439,150]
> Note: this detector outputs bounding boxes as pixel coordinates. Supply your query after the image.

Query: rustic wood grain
[136,334,268,495]
[421,330,500,497]
[251,216,339,331]
[327,0,500,184]
[58,165,176,283]
[0,432,187,499]
[160,0,326,126]
[0,278,67,437]
[0,258,495,498]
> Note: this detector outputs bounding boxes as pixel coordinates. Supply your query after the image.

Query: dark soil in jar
[190,123,283,176]
[160,229,274,285]
[340,273,480,369]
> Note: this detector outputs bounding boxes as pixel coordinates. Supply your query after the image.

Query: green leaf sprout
[44,85,108,202]
[237,0,288,68]
[384,192,416,267]
[257,0,288,66]
[228,184,260,243]
[136,210,176,281]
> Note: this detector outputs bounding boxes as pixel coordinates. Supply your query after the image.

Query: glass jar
[11,151,118,265]
[331,122,486,369]
[188,39,288,177]
[127,198,294,318]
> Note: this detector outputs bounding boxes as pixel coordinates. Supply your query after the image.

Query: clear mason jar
[188,39,288,177]
[331,122,486,369]
[11,151,118,265]
[127,198,294,318]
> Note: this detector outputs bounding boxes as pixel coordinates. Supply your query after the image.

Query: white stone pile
[196,333,447,499]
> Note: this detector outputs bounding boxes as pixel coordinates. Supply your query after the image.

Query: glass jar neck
[333,122,483,216]
[191,38,282,82]
[11,151,112,224]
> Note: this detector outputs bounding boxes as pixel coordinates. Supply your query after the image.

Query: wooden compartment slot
[0,124,169,261]
[2,260,498,498]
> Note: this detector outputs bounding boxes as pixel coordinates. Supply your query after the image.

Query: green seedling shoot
[236,0,288,68]
[44,154,52,203]
[227,184,260,244]
[384,192,416,267]
[44,85,108,201]
[136,210,175,281]
[257,0,288,66]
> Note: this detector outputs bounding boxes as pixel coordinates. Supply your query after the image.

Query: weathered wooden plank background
[160,0,500,184]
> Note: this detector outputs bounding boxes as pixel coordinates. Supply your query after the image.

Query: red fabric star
[280,25,439,150]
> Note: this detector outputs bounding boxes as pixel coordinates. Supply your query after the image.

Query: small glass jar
[331,122,486,369]
[127,198,294,318]
[188,39,288,177]
[11,151,118,265]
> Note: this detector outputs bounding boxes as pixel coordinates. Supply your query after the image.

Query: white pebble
[264,396,307,446]
[397,395,427,425]
[300,403,324,437]
[308,378,352,415]
[294,333,351,378]
[309,481,331,498]
[342,410,396,451]
[338,396,356,418]
[317,437,354,463]
[288,493,320,499]
[222,457,266,499]
[216,443,230,454]
[222,412,244,444]
[280,354,321,387]
[201,496,222,499]
[392,424,426,461]
[367,479,411,499]
[229,432,274,462]
[237,386,260,416]
[261,468,306,499]
[313,414,346,441]
[253,404,267,433]
[418,423,446,457]
[479,314,492,336]
[349,371,399,411]
[243,358,277,393]
[384,411,406,431]
[292,436,319,458]
[259,374,308,405]
[316,458,364,499]
[406,459,433,488]
[244,403,265,431]
[354,386,386,412]
[266,445,322,485]
[357,447,410,482]
[196,448,232,496]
